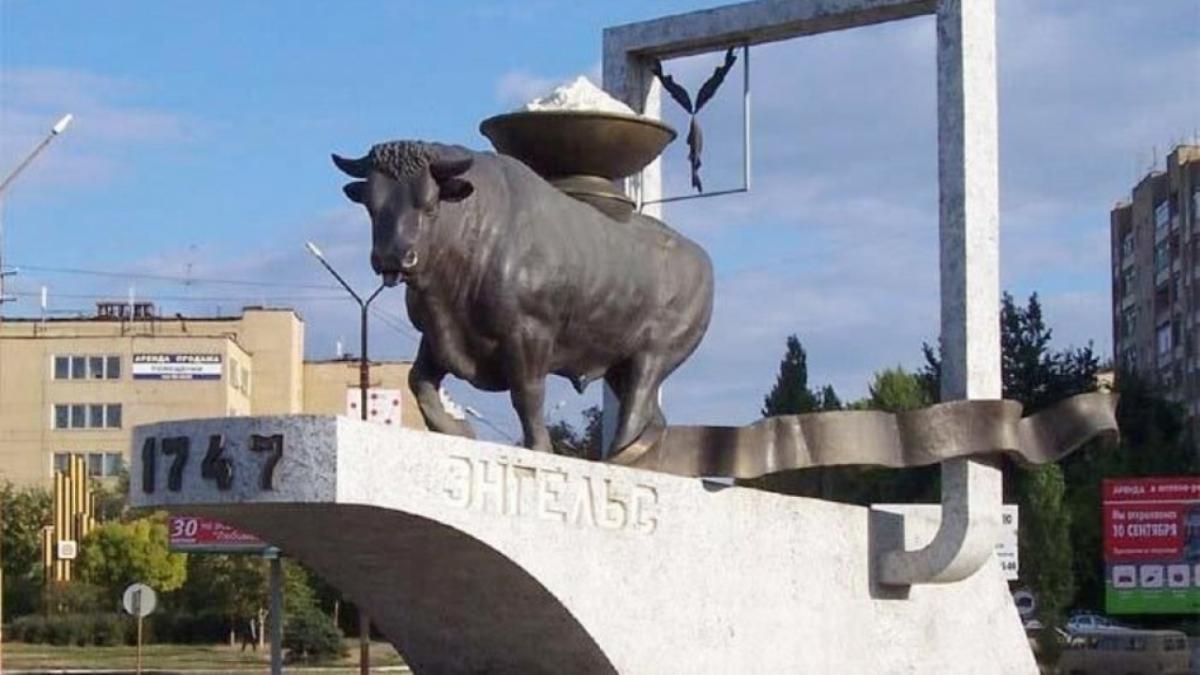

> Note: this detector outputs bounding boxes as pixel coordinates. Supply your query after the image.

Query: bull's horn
[429,148,473,181]
[331,153,372,178]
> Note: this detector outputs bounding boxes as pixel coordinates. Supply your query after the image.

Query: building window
[1122,267,1136,297]
[53,403,122,429]
[106,404,122,429]
[53,355,121,380]
[52,452,124,477]
[1157,323,1172,356]
[103,452,123,476]
[87,452,103,477]
[88,404,104,429]
[1121,232,1134,258]
[1155,240,1170,273]
[1155,201,1170,231]
[1122,308,1137,338]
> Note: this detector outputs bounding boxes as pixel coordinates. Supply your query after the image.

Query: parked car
[1066,612,1125,634]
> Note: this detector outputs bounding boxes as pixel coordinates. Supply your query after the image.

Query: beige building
[0,303,421,487]
[1110,145,1200,413]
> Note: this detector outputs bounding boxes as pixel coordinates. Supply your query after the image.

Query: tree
[1,482,51,584]
[762,335,822,415]
[548,406,603,459]
[1,482,52,619]
[748,336,846,498]
[867,366,931,412]
[78,512,187,597]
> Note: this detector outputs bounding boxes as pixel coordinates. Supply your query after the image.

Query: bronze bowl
[479,110,676,180]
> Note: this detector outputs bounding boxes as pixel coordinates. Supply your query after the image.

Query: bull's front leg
[410,339,476,439]
[510,376,552,453]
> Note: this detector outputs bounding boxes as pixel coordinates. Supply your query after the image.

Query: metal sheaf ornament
[650,47,739,192]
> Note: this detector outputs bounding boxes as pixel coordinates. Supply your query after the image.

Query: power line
[7,289,348,303]
[10,263,341,290]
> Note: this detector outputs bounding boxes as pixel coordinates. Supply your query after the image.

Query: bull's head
[332,143,474,286]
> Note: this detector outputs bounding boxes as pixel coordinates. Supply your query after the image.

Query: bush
[41,581,108,614]
[8,613,131,646]
[284,609,345,664]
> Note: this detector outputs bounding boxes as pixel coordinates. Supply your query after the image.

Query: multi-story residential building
[0,303,422,487]
[1110,145,1200,414]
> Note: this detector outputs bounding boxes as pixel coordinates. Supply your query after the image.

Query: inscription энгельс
[443,455,657,535]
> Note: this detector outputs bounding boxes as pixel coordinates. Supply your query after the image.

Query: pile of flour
[521,76,635,115]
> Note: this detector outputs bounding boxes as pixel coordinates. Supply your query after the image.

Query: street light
[304,241,386,423]
[304,240,385,675]
[0,112,72,674]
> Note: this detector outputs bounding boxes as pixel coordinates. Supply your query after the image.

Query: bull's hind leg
[608,354,667,457]
[410,339,475,439]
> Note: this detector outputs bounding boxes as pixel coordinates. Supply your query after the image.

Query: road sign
[1013,589,1037,619]
[122,583,157,618]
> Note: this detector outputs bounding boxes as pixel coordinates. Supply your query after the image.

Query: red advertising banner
[1102,476,1200,614]
[168,516,269,553]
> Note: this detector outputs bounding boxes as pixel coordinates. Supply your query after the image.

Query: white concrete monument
[132,416,1036,673]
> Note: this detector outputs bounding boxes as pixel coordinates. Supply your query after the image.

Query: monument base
[132,416,1036,674]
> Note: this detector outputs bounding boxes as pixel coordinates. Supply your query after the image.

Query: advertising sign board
[168,516,268,554]
[1103,476,1200,614]
[133,354,222,381]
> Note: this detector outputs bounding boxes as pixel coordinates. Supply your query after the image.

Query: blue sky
[2,1,1197,441]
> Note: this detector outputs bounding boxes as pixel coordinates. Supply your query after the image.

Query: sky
[1,1,1197,441]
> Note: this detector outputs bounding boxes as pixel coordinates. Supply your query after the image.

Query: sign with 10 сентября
[1103,476,1200,614]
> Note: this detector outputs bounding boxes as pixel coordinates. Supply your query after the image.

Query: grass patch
[3,640,407,671]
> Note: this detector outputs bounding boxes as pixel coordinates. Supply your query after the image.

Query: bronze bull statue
[334,141,713,455]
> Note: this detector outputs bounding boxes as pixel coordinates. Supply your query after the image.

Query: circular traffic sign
[122,583,157,618]
[1012,589,1037,619]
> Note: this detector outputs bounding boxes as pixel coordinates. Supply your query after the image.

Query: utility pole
[305,241,386,674]
[0,112,72,673]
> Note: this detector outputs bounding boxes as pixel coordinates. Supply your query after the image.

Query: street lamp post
[0,112,72,674]
[305,241,384,675]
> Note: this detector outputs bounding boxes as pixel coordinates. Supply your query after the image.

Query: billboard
[133,353,222,381]
[1103,476,1200,614]
[168,516,269,554]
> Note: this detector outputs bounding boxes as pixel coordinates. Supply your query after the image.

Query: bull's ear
[343,181,367,203]
[438,177,474,203]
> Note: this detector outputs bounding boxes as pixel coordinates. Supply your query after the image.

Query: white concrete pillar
[879,0,1003,585]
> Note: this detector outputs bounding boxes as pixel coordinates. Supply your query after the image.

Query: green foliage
[1,481,52,584]
[181,554,267,622]
[1016,464,1074,626]
[866,366,931,412]
[8,613,131,646]
[999,292,1098,413]
[283,607,346,664]
[78,512,186,598]
[763,335,822,415]
[547,405,604,459]
[42,581,108,614]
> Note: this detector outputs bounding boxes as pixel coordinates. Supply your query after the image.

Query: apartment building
[1110,145,1200,413]
[0,303,422,487]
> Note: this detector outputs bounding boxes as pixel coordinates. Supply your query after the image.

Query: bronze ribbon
[609,392,1118,479]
